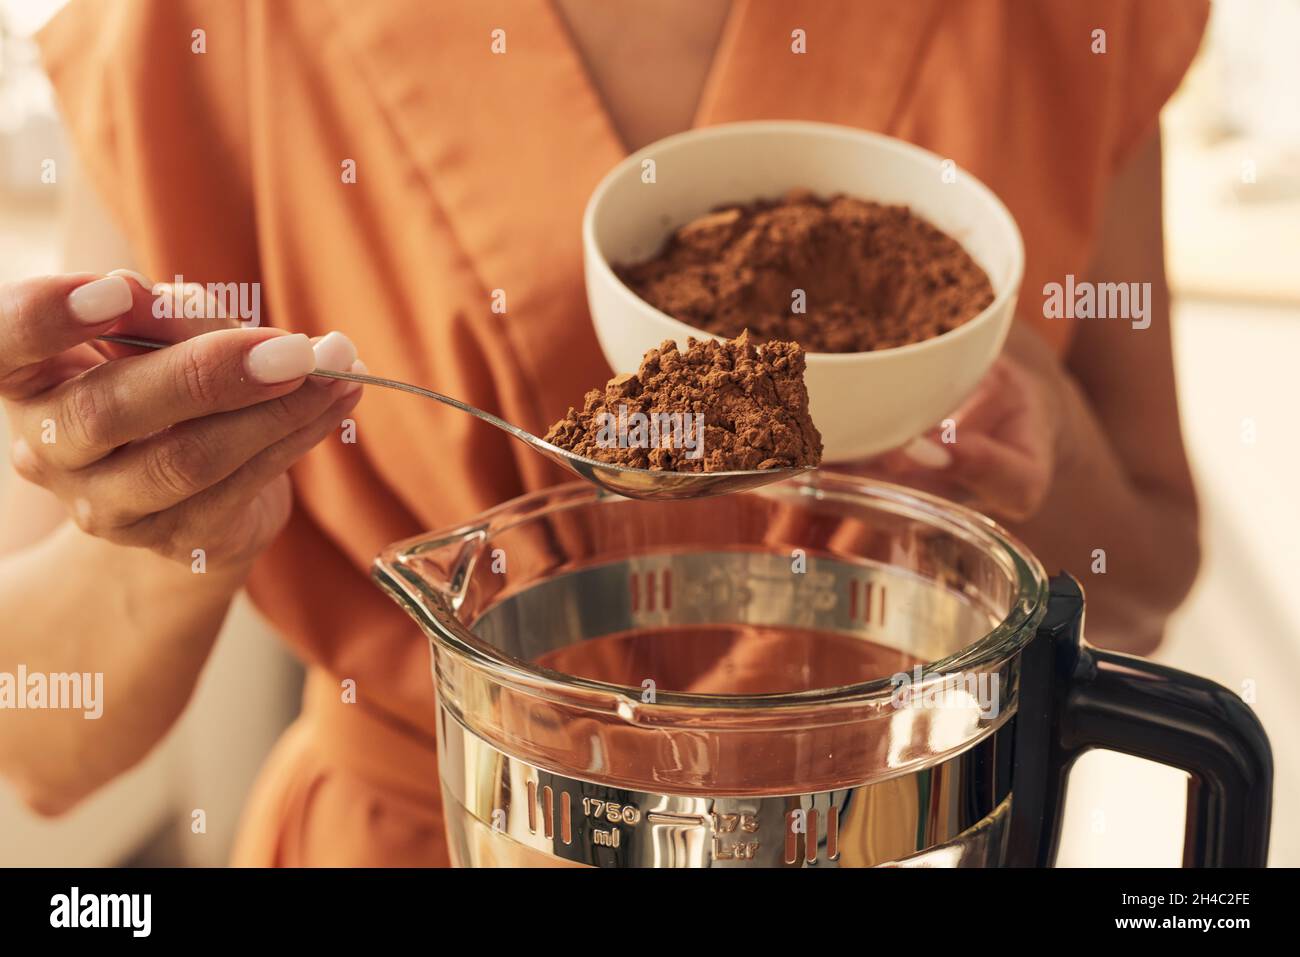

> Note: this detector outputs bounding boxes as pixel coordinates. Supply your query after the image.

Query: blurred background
[2,1,1298,866]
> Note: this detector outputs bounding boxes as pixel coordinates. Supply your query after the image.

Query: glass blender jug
[373,473,1272,867]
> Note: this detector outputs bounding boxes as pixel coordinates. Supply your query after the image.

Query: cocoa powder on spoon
[545,332,822,473]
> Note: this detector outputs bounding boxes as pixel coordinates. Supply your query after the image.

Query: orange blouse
[38,0,1207,866]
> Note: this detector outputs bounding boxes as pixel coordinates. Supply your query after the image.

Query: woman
[0,0,1207,865]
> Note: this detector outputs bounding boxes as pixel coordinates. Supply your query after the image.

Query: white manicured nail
[334,358,366,397]
[107,268,155,292]
[246,334,314,384]
[73,497,93,527]
[10,437,37,472]
[902,437,952,469]
[313,331,358,372]
[67,276,133,325]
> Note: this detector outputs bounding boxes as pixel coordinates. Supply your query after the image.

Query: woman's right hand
[1,272,363,573]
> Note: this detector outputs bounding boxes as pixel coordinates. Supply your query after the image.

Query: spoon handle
[95,333,539,444]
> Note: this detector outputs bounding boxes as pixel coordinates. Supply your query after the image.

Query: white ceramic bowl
[583,121,1025,462]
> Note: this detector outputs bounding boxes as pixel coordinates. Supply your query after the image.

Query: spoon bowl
[535,443,814,501]
[98,334,812,501]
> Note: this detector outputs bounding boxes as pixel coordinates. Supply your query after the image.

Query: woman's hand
[1,272,363,573]
[851,322,1068,524]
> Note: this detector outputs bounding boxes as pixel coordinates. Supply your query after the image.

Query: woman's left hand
[847,325,1069,524]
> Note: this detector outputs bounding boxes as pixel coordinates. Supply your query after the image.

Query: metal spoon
[97,334,812,501]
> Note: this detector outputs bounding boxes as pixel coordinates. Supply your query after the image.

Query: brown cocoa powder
[615,190,995,353]
[544,332,823,472]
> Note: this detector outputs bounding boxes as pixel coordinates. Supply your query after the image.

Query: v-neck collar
[327,0,626,485]
[328,0,942,438]
[697,0,943,132]
[549,0,744,155]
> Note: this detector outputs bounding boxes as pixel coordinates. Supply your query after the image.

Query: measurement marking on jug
[713,837,760,860]
[629,568,672,615]
[647,811,706,827]
[847,579,887,627]
[711,811,759,834]
[786,808,825,864]
[583,798,641,825]
[579,798,638,851]
[711,811,761,860]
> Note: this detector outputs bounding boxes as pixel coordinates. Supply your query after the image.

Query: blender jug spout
[371,525,489,635]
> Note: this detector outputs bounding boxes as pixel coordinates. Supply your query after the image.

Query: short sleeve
[37,0,257,282]
[1107,0,1209,170]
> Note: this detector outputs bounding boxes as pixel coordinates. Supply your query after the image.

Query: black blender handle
[1058,642,1274,866]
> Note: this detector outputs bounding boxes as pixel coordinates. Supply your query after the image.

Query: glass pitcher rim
[373,473,1050,711]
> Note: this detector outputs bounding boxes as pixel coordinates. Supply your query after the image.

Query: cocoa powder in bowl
[544,332,822,473]
[615,190,995,354]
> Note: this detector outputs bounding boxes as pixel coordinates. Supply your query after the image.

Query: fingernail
[333,358,366,397]
[67,276,133,325]
[312,331,358,372]
[10,437,36,473]
[902,437,952,469]
[246,334,314,384]
[107,268,156,292]
[72,497,93,527]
